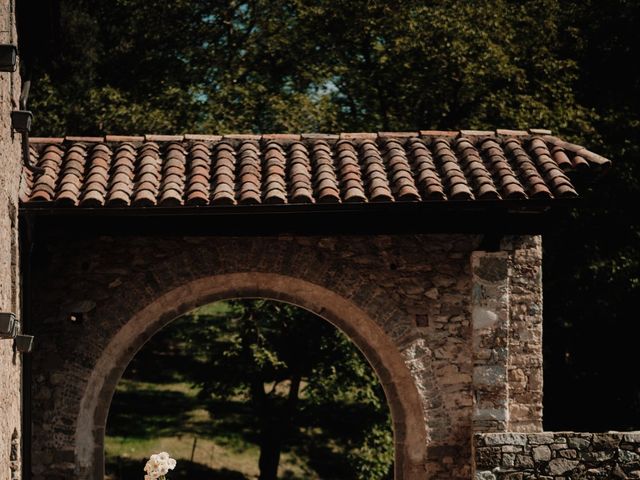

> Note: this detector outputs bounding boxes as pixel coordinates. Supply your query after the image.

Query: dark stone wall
[474,432,640,479]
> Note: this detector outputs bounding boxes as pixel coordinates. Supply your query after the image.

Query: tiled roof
[20,130,610,208]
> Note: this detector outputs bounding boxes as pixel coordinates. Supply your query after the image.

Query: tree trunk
[258,421,282,480]
[257,374,302,480]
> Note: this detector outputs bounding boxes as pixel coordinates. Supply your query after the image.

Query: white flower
[144,452,177,479]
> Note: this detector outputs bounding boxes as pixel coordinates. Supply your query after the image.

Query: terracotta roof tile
[145,134,184,142]
[453,137,499,200]
[29,137,64,144]
[529,128,553,135]
[381,139,421,201]
[184,134,223,142]
[496,129,529,136]
[223,134,261,141]
[64,136,105,143]
[339,132,377,140]
[378,131,419,139]
[300,133,339,141]
[262,133,301,141]
[503,138,552,199]
[360,140,393,202]
[479,138,527,199]
[22,131,610,208]
[105,135,144,143]
[55,143,88,206]
[419,130,457,138]
[431,138,474,200]
[158,143,187,206]
[287,142,314,203]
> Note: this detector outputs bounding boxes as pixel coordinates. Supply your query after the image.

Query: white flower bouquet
[143,452,176,480]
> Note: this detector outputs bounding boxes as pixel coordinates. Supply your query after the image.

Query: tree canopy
[19,0,640,429]
[24,0,592,135]
[124,300,393,479]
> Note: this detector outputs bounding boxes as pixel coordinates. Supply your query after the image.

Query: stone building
[16,129,632,480]
[2,1,639,479]
[1,0,24,478]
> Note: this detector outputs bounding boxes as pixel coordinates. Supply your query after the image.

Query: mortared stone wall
[27,230,543,480]
[474,432,640,479]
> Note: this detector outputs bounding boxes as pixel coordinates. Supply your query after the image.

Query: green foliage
[130,300,393,479]
[29,0,590,135]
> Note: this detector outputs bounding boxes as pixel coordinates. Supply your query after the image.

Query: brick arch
[75,272,429,479]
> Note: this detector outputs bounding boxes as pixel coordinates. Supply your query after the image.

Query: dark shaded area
[106,456,248,480]
[107,388,199,438]
[106,384,259,447]
[542,0,640,431]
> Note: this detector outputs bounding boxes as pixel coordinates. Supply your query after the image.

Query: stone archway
[75,272,429,480]
[30,232,540,479]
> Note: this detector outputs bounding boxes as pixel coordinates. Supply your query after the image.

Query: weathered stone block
[474,366,508,386]
[582,450,615,462]
[476,256,509,282]
[476,471,497,480]
[533,445,552,462]
[515,453,534,468]
[476,447,503,469]
[619,448,640,465]
[547,458,579,475]
[528,433,555,445]
[503,452,515,467]
[558,449,578,459]
[484,433,528,446]
[593,433,623,449]
[568,436,591,450]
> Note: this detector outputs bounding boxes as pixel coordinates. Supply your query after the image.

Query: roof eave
[20,198,578,236]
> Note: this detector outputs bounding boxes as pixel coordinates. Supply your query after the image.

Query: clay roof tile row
[20,130,610,208]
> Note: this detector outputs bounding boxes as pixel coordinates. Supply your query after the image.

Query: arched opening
[74,273,428,479]
[105,298,394,479]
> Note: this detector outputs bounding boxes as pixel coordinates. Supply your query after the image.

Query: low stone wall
[475,432,640,479]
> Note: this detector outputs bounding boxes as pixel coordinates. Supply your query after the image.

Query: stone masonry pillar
[470,251,510,433]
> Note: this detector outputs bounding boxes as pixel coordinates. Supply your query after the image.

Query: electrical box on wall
[11,110,33,132]
[0,44,18,72]
[0,312,17,338]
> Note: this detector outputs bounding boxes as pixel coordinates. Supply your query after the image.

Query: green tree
[179,301,392,480]
[25,0,589,135]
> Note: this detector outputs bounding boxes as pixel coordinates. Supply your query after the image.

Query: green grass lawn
[105,379,318,480]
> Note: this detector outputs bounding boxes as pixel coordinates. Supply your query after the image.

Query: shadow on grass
[107,388,198,437]
[106,384,259,452]
[106,456,248,480]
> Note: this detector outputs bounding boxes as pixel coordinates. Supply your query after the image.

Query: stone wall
[470,236,543,434]
[26,229,543,480]
[0,0,23,478]
[475,432,640,479]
